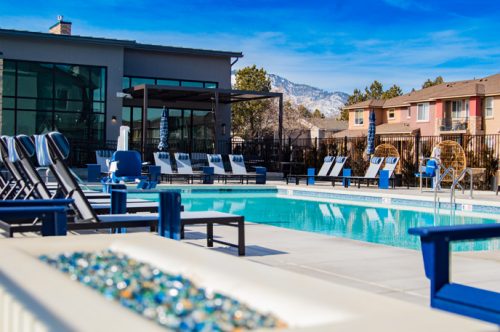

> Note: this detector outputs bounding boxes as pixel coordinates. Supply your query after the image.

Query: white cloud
[2,15,499,94]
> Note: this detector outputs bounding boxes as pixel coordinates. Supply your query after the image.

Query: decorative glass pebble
[40,250,286,331]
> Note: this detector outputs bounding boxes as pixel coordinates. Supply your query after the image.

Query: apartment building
[342,73,500,137]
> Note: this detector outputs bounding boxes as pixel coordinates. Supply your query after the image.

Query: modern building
[342,74,500,137]
[0,19,283,164]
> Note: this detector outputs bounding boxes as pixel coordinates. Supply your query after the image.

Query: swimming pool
[131,189,500,251]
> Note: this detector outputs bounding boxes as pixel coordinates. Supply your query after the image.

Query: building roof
[125,84,282,104]
[376,122,418,134]
[343,73,500,110]
[0,28,243,58]
[308,118,348,131]
[332,122,418,137]
[343,99,386,110]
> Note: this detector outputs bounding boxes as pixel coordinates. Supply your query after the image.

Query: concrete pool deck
[183,221,500,307]
[2,182,500,311]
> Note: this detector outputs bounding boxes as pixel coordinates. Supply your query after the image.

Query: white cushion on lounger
[365,157,384,179]
[228,154,247,175]
[329,156,348,177]
[382,157,400,178]
[207,154,226,175]
[154,152,173,175]
[318,156,335,176]
[174,153,194,175]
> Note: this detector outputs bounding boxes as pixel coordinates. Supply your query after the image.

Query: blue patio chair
[110,150,148,183]
[409,224,500,325]
[415,159,437,179]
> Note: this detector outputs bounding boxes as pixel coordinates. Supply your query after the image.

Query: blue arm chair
[0,199,73,236]
[110,150,148,183]
[409,223,500,324]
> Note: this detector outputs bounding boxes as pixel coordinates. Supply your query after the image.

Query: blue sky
[1,0,499,93]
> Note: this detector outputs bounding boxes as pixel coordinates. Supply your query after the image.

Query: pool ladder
[432,166,474,210]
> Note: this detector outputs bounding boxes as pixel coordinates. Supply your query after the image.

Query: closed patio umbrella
[366,110,376,156]
[157,107,169,151]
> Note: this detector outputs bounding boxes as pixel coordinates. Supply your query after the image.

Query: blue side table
[87,164,101,183]
[158,191,182,240]
[307,168,315,185]
[148,165,161,182]
[379,170,389,189]
[342,168,351,188]
[202,166,214,184]
[254,166,267,184]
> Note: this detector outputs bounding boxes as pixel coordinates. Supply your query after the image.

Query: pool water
[133,191,500,251]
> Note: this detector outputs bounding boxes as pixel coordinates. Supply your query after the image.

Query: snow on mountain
[231,71,348,118]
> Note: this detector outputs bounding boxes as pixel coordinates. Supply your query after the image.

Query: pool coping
[275,185,500,216]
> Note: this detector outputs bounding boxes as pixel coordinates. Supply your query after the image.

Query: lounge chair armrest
[409,223,500,242]
[0,204,71,236]
[409,223,500,325]
[0,199,74,208]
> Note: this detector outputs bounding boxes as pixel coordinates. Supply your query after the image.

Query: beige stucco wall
[381,107,407,123]
[348,107,383,130]
[407,102,436,136]
[484,95,500,135]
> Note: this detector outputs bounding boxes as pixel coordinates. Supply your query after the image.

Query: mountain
[268,74,348,118]
[231,71,348,118]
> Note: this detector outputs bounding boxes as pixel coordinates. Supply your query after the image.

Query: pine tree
[382,84,403,99]
[422,76,444,89]
[365,80,384,99]
[232,65,272,139]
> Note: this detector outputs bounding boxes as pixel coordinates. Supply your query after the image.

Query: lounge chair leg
[238,219,245,256]
[207,222,213,247]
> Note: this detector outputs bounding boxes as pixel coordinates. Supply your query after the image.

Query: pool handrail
[409,223,500,325]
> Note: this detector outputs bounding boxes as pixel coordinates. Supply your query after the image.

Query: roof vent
[49,16,72,35]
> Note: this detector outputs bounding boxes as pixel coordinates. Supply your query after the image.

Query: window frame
[354,109,364,126]
[417,103,430,122]
[485,97,494,118]
[2,58,107,142]
[122,75,218,90]
[388,108,395,120]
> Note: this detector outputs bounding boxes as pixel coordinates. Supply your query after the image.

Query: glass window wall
[1,59,106,142]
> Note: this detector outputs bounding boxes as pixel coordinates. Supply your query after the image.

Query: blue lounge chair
[154,152,174,182]
[110,150,148,183]
[286,156,348,185]
[409,224,500,325]
[382,157,400,178]
[11,135,159,214]
[34,132,246,254]
[333,157,385,188]
[0,136,32,200]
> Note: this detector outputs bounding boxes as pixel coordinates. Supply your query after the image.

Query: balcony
[439,117,469,133]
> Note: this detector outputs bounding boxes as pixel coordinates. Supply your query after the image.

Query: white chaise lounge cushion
[154,152,173,175]
[174,153,194,175]
[318,156,335,176]
[229,154,247,175]
[365,157,384,179]
[207,154,226,175]
[329,156,348,177]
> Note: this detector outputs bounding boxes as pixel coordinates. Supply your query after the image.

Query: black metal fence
[68,134,500,179]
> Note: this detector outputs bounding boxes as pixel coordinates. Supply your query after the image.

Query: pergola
[124,84,284,158]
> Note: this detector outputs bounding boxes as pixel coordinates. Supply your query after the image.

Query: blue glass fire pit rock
[39,250,286,331]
